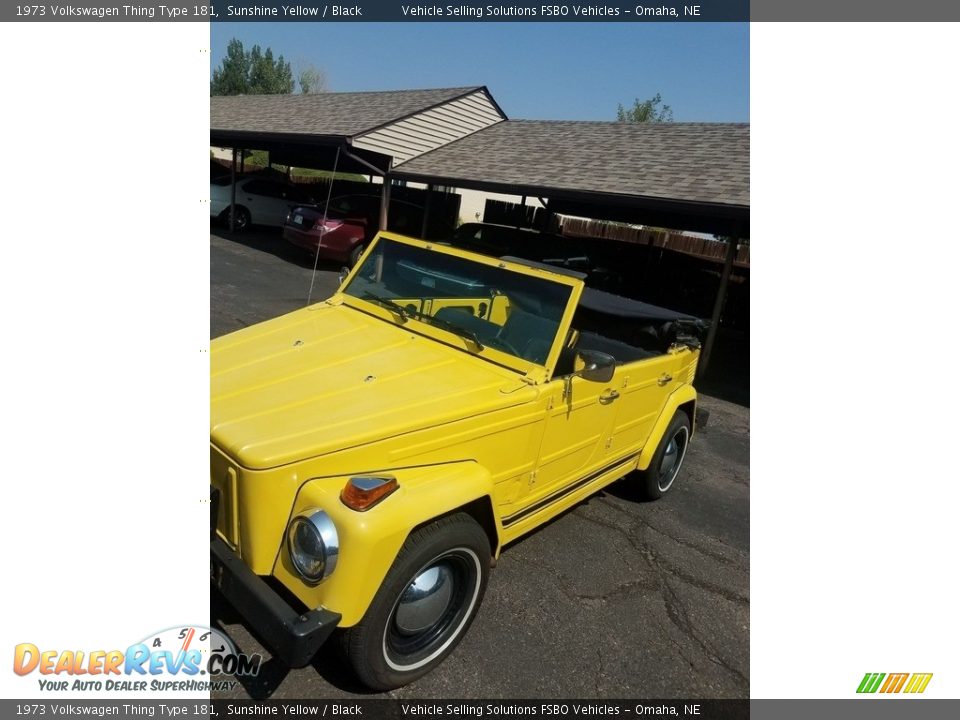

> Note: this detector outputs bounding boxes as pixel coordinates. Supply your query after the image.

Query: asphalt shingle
[394,120,749,208]
[211,87,483,138]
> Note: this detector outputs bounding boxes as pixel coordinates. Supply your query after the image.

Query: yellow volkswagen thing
[211,232,708,690]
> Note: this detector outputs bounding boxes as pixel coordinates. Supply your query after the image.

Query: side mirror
[577,349,615,383]
[338,266,350,285]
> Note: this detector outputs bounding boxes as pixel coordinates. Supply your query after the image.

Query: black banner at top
[7,0,749,21]
[210,0,749,21]
[4,0,960,23]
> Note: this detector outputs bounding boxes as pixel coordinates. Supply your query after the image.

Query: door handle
[657,374,673,386]
[599,389,620,404]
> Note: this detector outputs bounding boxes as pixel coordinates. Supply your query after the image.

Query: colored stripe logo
[904,673,934,694]
[857,672,932,694]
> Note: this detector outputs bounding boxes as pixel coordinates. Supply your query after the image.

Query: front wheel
[220,205,250,232]
[348,243,365,267]
[342,513,489,690]
[635,411,691,500]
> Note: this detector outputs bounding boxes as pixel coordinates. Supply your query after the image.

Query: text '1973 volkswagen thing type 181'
[211,232,708,690]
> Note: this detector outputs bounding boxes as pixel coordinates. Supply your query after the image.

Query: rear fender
[637,384,697,471]
[272,461,497,627]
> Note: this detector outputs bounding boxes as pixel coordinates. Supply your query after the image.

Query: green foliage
[241,150,366,182]
[210,39,249,96]
[244,150,272,167]
[616,93,674,123]
[290,168,367,182]
[298,65,328,94]
[211,38,294,96]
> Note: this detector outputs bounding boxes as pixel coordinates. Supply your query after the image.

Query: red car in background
[283,194,425,267]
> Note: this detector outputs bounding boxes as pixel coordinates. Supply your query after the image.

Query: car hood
[211,302,534,470]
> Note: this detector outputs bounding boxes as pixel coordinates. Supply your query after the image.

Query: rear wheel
[343,513,489,690]
[636,411,691,500]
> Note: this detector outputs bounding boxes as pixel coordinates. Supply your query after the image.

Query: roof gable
[210,86,491,139]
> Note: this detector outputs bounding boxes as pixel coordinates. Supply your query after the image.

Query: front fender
[637,384,697,471]
[272,461,496,627]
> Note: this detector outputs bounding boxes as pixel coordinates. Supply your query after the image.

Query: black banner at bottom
[2,700,748,719]
[214,700,747,719]
[8,699,960,719]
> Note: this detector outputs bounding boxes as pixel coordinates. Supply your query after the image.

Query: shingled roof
[211,87,492,139]
[211,89,748,234]
[394,120,749,208]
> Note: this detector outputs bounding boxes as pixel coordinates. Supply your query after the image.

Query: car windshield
[327,195,377,215]
[343,238,574,367]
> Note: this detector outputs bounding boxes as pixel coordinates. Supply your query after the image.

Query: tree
[211,38,294,96]
[298,64,328,94]
[616,93,674,123]
[210,39,249,96]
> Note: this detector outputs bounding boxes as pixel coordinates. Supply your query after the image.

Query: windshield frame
[336,232,584,381]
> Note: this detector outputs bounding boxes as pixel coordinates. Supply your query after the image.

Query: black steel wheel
[343,513,489,690]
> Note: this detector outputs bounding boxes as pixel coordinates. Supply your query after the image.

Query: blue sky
[211,23,748,122]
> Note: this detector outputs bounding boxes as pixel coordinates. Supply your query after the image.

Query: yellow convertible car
[211,232,708,690]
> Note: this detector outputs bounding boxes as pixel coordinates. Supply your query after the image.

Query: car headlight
[287,509,339,584]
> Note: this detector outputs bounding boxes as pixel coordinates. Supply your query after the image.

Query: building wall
[351,90,504,165]
[398,180,541,225]
[452,188,543,224]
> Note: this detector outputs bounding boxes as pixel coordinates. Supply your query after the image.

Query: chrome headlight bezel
[287,509,339,584]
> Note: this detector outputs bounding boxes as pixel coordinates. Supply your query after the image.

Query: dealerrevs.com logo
[13,626,260,692]
[857,672,933,694]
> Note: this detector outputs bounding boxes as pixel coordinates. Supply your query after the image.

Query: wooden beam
[420,184,434,239]
[229,147,238,232]
[379,172,392,231]
[516,195,526,230]
[698,237,739,378]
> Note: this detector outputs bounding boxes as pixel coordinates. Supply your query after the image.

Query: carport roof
[393,120,750,236]
[211,86,507,175]
[211,86,494,139]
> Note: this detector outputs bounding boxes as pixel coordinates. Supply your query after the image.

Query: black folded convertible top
[501,255,705,323]
[579,287,700,323]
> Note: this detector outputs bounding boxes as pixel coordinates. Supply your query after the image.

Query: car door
[262,182,296,226]
[238,180,267,224]
[209,181,230,217]
[522,372,619,505]
[239,180,282,226]
[606,350,687,456]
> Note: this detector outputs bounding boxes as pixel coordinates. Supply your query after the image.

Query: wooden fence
[558,218,748,267]
[481,196,748,267]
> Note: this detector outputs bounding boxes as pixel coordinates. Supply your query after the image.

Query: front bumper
[283,225,322,252]
[211,535,341,667]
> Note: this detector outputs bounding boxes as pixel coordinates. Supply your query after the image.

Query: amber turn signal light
[340,475,399,511]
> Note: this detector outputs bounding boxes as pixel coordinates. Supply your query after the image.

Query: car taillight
[313,219,343,232]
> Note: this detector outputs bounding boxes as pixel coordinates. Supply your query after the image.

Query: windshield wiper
[360,292,409,321]
[416,312,484,350]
